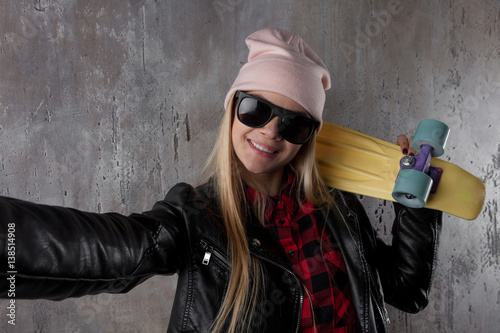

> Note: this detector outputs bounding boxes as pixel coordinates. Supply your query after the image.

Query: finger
[408,136,418,156]
[396,134,410,155]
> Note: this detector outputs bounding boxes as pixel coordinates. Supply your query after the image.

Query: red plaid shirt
[246,173,356,332]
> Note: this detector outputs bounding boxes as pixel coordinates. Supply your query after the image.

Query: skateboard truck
[392,120,450,208]
[399,145,443,194]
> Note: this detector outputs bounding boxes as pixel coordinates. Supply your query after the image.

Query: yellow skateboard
[316,120,486,220]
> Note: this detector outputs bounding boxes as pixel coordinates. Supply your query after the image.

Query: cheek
[231,119,249,152]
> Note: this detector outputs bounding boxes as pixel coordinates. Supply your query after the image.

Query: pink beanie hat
[224,27,331,124]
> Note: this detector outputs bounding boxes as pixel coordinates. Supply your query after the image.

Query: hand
[397,135,417,156]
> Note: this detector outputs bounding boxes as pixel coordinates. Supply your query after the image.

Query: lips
[248,139,278,154]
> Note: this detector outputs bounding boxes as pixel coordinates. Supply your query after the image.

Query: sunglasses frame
[234,91,319,145]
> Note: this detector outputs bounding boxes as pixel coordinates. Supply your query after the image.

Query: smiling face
[231,90,308,192]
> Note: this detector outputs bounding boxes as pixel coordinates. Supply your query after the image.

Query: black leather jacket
[0,182,442,332]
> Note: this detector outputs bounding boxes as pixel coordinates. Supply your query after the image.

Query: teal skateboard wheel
[411,119,450,157]
[392,169,433,208]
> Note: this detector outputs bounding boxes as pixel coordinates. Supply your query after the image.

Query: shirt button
[288,250,294,257]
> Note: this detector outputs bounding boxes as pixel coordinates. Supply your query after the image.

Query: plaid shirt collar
[245,170,309,222]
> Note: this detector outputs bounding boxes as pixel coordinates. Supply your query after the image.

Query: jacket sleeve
[0,185,190,300]
[341,192,443,314]
[370,202,442,313]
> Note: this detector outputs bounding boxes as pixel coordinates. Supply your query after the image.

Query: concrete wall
[0,0,498,332]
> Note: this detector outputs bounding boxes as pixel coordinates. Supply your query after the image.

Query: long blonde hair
[201,93,333,332]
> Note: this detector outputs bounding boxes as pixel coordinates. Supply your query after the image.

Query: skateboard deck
[316,122,486,220]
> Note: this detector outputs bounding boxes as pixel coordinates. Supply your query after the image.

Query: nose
[259,116,282,140]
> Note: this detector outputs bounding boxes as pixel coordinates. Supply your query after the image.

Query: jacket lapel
[319,195,370,333]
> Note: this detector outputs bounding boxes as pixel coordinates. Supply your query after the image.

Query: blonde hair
[201,94,333,332]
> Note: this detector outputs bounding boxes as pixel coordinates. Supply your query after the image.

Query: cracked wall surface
[1,1,499,332]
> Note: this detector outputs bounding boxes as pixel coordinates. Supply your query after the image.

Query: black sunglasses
[234,91,319,145]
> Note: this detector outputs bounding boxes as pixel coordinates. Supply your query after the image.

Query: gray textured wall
[1,0,499,332]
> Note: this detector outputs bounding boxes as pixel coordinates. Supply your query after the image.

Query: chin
[243,162,281,176]
[243,165,270,175]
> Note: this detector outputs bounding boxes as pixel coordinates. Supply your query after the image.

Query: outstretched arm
[0,195,184,300]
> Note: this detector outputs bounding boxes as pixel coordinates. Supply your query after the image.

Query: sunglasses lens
[238,97,272,127]
[236,92,317,144]
[281,116,314,144]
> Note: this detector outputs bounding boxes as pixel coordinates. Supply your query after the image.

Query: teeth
[250,140,276,153]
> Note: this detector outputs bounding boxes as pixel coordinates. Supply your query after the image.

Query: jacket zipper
[199,239,229,268]
[370,288,390,331]
[251,252,304,333]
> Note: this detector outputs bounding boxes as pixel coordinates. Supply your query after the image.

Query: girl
[0,28,442,333]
